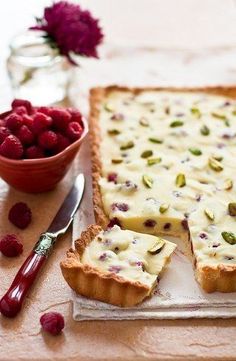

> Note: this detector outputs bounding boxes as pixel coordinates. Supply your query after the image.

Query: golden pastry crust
[60,225,155,307]
[196,264,236,293]
[89,85,236,293]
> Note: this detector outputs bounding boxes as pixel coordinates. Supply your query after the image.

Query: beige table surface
[1,1,236,360]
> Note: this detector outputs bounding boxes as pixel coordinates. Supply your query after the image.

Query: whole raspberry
[0,234,23,257]
[25,145,45,159]
[22,115,34,130]
[38,130,58,150]
[12,99,33,114]
[16,125,34,145]
[69,109,83,125]
[36,106,52,116]
[53,133,70,154]
[0,135,23,159]
[32,112,53,134]
[8,202,32,229]
[66,122,83,141]
[0,126,11,144]
[0,119,5,127]
[50,108,71,131]
[5,113,23,132]
[14,106,28,116]
[40,312,65,335]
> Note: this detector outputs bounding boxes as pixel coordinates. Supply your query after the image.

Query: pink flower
[31,1,103,64]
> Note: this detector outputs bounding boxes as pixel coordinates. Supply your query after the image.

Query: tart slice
[60,225,176,307]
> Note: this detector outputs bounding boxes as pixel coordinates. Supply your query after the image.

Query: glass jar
[6,31,72,105]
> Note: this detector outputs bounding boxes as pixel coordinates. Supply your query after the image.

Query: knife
[0,173,85,318]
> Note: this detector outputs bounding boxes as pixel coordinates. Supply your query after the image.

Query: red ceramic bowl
[0,113,88,193]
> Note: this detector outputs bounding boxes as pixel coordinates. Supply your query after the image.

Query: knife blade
[0,173,85,318]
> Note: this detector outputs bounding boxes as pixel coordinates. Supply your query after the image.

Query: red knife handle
[0,252,46,317]
[0,233,56,318]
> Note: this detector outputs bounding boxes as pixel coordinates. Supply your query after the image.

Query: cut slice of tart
[60,225,176,307]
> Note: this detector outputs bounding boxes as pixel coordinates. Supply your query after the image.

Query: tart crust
[60,225,157,307]
[89,85,236,293]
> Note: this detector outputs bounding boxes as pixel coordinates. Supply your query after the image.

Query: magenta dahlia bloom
[31,1,103,64]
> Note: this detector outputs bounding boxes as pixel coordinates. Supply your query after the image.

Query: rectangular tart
[89,85,236,293]
[60,225,176,307]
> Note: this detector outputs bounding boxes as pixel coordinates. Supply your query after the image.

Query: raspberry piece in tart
[60,225,176,307]
[40,312,65,335]
[0,135,23,159]
[8,202,32,229]
[107,172,118,183]
[0,234,23,257]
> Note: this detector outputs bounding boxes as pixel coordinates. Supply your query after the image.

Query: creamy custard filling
[81,226,176,288]
[97,90,236,267]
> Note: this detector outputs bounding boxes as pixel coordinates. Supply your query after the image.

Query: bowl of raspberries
[0,99,88,193]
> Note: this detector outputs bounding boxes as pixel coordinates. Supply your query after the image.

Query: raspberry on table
[8,202,32,229]
[40,312,65,335]
[0,135,23,159]
[0,126,11,144]
[32,112,53,134]
[38,130,58,150]
[25,145,45,159]
[50,108,71,131]
[12,99,33,114]
[0,234,23,257]
[5,113,23,132]
[16,125,34,145]
[66,122,83,140]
